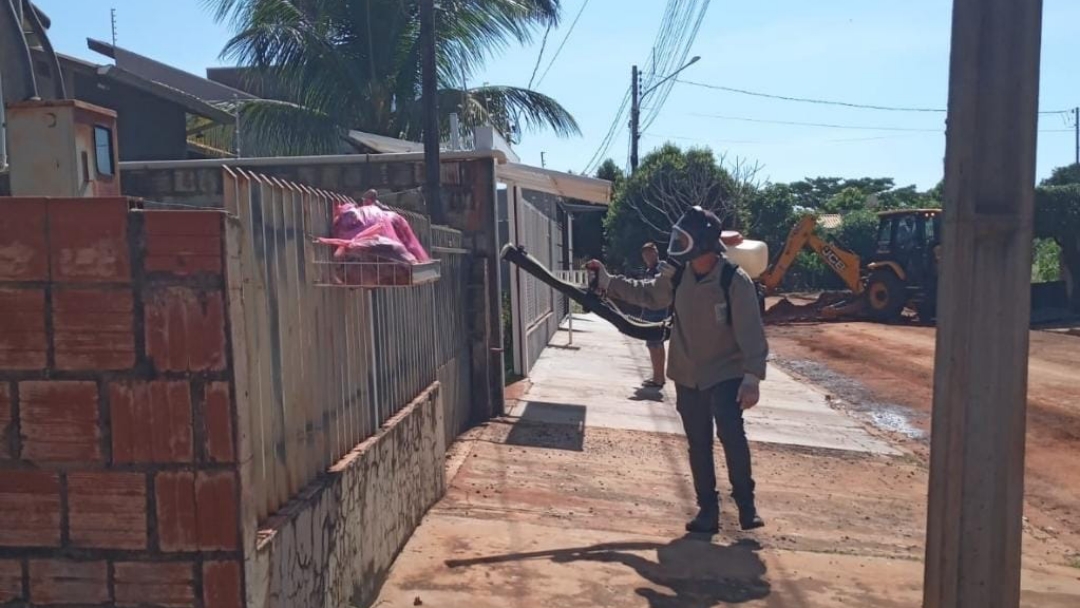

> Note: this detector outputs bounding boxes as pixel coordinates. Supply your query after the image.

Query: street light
[630,56,701,172]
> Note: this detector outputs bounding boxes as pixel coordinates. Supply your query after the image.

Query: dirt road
[374,316,1080,607]
[769,321,1080,552]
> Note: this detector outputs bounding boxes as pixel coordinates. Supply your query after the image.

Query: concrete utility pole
[1073,107,1078,165]
[923,1,1043,607]
[630,65,640,173]
[629,57,700,173]
[420,0,445,224]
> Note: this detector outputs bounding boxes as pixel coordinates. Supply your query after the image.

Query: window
[877,219,893,251]
[94,126,114,176]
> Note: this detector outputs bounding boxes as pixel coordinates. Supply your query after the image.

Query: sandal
[642,379,665,388]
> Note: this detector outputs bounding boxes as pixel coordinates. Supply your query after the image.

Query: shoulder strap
[721,261,738,326]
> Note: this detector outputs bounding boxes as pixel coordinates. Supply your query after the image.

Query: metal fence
[510,193,563,375]
[221,167,472,520]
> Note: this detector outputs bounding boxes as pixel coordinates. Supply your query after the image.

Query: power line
[677,79,1072,115]
[535,0,593,87]
[526,25,552,90]
[691,113,943,132]
[642,0,711,130]
[691,112,1078,133]
[582,87,632,174]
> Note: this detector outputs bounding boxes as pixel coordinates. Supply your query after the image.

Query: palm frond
[237,99,346,156]
[466,85,580,137]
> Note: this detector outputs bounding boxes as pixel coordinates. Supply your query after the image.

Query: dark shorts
[641,308,667,349]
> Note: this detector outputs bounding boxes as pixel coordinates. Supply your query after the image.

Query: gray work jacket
[607,259,769,389]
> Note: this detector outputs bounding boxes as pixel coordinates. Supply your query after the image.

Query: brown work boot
[685,503,720,534]
[737,503,765,531]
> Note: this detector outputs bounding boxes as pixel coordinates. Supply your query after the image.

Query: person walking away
[638,242,668,388]
[587,206,768,533]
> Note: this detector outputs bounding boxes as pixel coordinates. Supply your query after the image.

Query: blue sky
[37,0,1080,189]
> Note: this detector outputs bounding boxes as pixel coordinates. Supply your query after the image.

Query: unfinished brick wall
[0,197,243,607]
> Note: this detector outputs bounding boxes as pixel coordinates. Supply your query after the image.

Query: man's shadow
[446,535,769,607]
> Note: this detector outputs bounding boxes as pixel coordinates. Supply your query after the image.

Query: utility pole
[540,152,547,168]
[110,8,117,47]
[1073,106,1078,165]
[923,1,1043,607]
[419,0,445,224]
[630,65,640,173]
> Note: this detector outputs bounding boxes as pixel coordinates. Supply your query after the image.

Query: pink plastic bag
[316,192,430,286]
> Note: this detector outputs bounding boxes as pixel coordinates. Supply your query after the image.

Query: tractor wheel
[865,270,907,322]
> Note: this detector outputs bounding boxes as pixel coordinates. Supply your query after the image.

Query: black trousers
[675,379,756,510]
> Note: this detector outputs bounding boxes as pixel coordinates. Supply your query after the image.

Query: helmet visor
[668,225,694,259]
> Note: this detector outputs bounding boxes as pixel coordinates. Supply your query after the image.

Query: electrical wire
[526,25,552,90]
[535,0,593,87]
[582,87,632,174]
[676,79,1071,115]
[642,0,711,130]
[691,115,946,133]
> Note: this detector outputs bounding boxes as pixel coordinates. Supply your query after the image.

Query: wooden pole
[923,1,1043,607]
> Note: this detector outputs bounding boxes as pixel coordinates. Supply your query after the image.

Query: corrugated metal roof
[817,214,843,229]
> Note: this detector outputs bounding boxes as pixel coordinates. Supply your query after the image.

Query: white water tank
[721,231,769,279]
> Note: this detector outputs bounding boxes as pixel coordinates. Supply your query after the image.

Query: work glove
[736,374,761,409]
[657,260,679,279]
[584,260,612,293]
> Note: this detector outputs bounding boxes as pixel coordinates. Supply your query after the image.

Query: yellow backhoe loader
[759,209,943,322]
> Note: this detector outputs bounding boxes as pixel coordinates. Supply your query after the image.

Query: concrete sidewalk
[514,315,898,455]
[372,315,1080,607]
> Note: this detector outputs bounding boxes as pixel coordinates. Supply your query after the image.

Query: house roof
[347,130,426,154]
[46,51,234,124]
[817,214,843,229]
[95,64,237,124]
[498,163,612,205]
[87,37,255,103]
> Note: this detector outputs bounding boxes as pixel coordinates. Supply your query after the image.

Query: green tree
[787,177,894,210]
[1034,184,1080,308]
[742,183,797,256]
[204,0,579,154]
[603,145,736,270]
[833,208,879,260]
[1042,163,1080,187]
[1032,238,1062,283]
[877,184,937,209]
[595,159,626,191]
[821,186,868,213]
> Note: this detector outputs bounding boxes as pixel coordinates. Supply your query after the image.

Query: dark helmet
[667,206,725,263]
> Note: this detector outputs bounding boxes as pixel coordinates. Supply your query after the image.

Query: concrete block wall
[0,197,244,607]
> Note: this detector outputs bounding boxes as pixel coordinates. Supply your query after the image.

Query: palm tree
[202,0,580,155]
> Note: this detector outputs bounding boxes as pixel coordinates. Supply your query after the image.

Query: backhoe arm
[806,234,863,294]
[758,214,863,295]
[759,215,815,293]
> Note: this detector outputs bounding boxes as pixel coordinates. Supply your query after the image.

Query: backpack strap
[668,264,685,314]
[720,261,739,326]
[663,265,685,339]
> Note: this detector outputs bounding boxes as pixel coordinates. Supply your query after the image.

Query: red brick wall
[0,197,244,607]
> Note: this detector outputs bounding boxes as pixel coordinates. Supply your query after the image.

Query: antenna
[110,8,117,46]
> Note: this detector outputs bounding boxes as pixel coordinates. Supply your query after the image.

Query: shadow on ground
[504,402,587,451]
[446,535,770,607]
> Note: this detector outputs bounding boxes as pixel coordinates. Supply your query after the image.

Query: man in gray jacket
[587,206,768,533]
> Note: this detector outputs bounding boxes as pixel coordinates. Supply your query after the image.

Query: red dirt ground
[768,320,1080,551]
